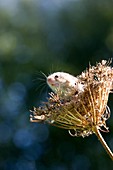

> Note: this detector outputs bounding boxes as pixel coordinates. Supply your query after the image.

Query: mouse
[47,72,84,97]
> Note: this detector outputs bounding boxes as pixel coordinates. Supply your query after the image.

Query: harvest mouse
[47,72,84,96]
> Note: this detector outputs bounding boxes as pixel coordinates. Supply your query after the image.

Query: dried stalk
[94,127,113,160]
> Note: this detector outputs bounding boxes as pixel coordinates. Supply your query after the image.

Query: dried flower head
[30,59,113,160]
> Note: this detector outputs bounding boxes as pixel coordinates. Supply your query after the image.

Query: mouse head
[47,72,77,93]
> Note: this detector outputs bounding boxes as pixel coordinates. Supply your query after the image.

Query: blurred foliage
[0,0,113,170]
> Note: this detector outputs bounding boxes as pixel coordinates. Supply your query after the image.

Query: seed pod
[30,59,113,160]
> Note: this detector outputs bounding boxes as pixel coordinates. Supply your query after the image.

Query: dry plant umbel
[30,59,113,160]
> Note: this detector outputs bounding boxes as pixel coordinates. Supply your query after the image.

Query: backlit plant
[30,60,113,160]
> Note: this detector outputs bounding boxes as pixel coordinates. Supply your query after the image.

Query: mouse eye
[54,75,58,79]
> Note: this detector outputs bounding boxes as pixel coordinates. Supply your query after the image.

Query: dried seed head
[30,60,113,137]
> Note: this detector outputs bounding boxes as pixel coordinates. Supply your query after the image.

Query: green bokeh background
[0,0,113,170]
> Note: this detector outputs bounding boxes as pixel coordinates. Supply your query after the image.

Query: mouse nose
[47,78,51,82]
[47,78,54,84]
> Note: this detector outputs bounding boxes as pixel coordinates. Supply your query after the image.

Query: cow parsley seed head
[30,59,113,160]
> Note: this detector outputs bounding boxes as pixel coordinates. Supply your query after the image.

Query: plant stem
[94,126,113,160]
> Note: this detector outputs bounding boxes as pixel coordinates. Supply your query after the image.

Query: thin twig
[94,126,113,160]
